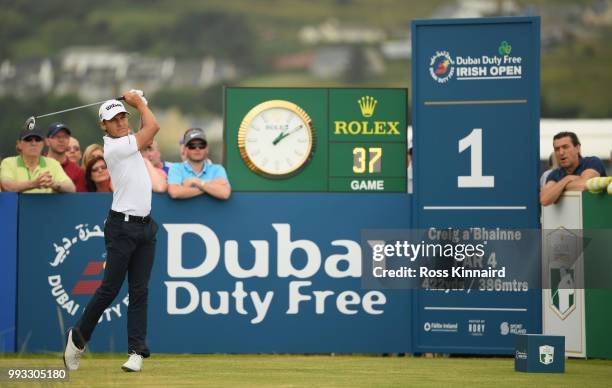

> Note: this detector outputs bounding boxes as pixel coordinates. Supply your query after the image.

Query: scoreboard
[225,88,407,192]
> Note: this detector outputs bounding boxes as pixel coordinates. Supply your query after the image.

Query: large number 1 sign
[458,129,494,188]
[412,17,541,355]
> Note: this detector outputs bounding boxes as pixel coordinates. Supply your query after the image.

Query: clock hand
[272,125,304,145]
[286,124,304,136]
[272,131,285,145]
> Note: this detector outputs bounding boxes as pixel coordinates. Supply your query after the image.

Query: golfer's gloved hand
[129,89,147,105]
[130,89,144,97]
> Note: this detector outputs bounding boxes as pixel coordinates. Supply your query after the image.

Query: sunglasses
[186,142,207,150]
[92,165,107,173]
[23,136,43,142]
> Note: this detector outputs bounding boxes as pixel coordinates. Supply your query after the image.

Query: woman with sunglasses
[84,156,113,192]
[0,127,76,193]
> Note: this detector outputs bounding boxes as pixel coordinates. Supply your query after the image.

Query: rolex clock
[238,100,316,178]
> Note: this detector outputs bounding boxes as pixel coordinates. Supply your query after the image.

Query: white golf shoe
[121,353,143,372]
[63,328,84,371]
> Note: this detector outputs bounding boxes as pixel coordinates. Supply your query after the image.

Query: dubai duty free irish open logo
[429,51,454,83]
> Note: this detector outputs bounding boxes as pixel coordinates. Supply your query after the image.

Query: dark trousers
[75,213,157,357]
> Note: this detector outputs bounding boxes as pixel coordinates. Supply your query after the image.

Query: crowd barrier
[542,192,612,358]
[15,193,413,353]
[0,193,17,352]
[1,192,551,354]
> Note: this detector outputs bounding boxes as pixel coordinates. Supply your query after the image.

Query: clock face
[238,100,315,178]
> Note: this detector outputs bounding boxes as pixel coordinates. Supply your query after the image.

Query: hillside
[0,0,610,159]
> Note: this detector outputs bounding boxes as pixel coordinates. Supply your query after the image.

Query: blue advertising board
[411,17,541,353]
[18,193,412,353]
[0,193,18,352]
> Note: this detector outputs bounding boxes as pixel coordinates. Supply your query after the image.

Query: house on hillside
[583,0,612,26]
[169,58,237,89]
[55,47,238,100]
[122,57,175,95]
[432,0,520,18]
[0,59,53,98]
[310,47,384,79]
[273,52,315,71]
[381,39,412,60]
[299,19,386,45]
[55,47,133,100]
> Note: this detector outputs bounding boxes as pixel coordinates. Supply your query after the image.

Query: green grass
[0,354,611,387]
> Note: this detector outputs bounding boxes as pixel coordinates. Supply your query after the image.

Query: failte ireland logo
[498,41,512,56]
[429,51,454,83]
[358,96,377,118]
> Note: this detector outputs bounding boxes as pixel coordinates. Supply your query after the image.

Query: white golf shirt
[104,134,152,216]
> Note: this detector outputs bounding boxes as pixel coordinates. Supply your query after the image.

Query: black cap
[19,127,45,141]
[183,128,207,145]
[47,122,71,137]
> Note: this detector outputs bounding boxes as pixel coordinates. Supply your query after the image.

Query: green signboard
[582,194,612,359]
[225,88,407,192]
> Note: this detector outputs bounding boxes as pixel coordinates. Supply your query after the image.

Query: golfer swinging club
[64,90,160,372]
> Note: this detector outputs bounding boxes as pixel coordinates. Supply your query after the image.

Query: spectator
[67,136,82,165]
[540,131,607,206]
[0,127,75,193]
[84,156,112,192]
[46,122,87,192]
[178,138,187,161]
[407,147,413,194]
[407,129,413,194]
[540,152,559,188]
[81,144,104,172]
[167,128,231,200]
[143,156,168,193]
[142,140,172,176]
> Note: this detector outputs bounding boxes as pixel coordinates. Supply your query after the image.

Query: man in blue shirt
[167,128,231,200]
[540,131,606,206]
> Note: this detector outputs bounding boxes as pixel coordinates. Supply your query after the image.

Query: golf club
[23,90,145,131]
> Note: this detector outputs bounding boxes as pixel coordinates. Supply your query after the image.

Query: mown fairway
[1,354,611,387]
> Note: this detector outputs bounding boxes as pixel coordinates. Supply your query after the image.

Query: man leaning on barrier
[0,127,75,193]
[540,131,607,206]
[167,128,231,200]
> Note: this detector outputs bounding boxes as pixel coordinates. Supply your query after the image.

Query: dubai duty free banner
[0,193,18,352]
[17,193,412,353]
